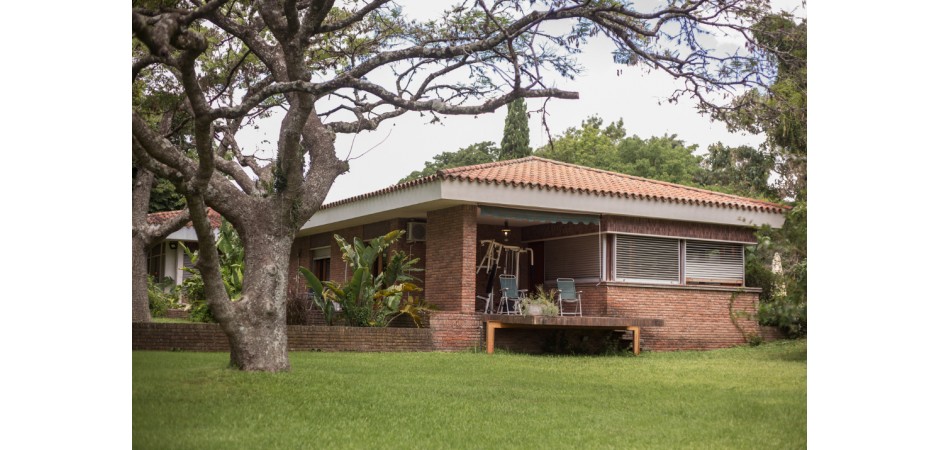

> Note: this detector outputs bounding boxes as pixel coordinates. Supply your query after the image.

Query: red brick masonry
[134,311,488,352]
[133,323,434,352]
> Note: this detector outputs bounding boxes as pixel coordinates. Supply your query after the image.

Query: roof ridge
[528,156,786,209]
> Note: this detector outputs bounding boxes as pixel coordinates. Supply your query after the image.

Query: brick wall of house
[426,206,477,312]
[132,323,433,352]
[604,283,761,350]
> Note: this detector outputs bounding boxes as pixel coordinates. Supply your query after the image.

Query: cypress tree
[499,98,532,160]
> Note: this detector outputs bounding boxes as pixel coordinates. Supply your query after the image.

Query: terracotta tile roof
[147,208,223,228]
[323,156,787,214]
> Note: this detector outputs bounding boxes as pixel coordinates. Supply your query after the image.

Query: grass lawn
[152,317,192,324]
[133,339,806,449]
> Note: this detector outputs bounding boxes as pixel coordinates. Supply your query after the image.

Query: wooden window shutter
[615,235,680,284]
[685,241,744,285]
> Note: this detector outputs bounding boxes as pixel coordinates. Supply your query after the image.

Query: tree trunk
[214,230,294,372]
[132,236,152,323]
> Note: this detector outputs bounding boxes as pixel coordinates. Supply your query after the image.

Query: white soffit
[165,228,219,242]
[299,178,785,234]
[300,182,444,234]
[166,227,198,241]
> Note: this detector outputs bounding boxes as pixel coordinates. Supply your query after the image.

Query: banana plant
[179,218,244,301]
[301,229,429,327]
[299,267,337,326]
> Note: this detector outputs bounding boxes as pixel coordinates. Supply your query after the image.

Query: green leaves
[399,142,500,183]
[535,116,703,186]
[499,99,532,161]
[301,229,429,327]
[176,218,244,306]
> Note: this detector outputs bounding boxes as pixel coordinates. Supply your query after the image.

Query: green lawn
[151,317,192,324]
[133,339,806,449]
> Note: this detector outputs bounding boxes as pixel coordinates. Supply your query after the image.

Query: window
[543,235,601,280]
[147,243,166,279]
[685,241,744,285]
[611,235,745,286]
[614,235,680,284]
[311,246,331,281]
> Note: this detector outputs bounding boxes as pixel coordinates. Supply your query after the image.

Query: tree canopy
[535,116,703,186]
[499,98,531,160]
[699,142,776,200]
[399,141,499,182]
[712,12,807,336]
[719,12,807,200]
[132,0,780,371]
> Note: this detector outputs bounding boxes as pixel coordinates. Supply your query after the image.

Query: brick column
[425,205,477,313]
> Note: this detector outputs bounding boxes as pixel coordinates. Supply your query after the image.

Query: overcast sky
[235,0,807,203]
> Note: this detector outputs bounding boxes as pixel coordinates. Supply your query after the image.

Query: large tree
[698,142,776,200]
[714,12,807,335]
[132,0,776,371]
[718,12,806,200]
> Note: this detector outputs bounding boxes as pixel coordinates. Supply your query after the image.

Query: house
[287,156,788,352]
[145,208,222,286]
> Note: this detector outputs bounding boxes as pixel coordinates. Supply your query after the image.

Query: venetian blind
[615,235,680,284]
[685,241,744,285]
[543,235,601,280]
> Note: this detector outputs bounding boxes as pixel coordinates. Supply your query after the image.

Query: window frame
[147,242,166,280]
[311,246,331,282]
[608,233,747,287]
[612,234,681,285]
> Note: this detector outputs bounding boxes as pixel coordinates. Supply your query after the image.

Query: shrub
[287,294,314,325]
[176,218,244,324]
[301,230,434,327]
[520,285,559,316]
[147,276,179,318]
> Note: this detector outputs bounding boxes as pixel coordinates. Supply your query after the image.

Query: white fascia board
[165,227,219,242]
[440,179,786,228]
[300,182,443,233]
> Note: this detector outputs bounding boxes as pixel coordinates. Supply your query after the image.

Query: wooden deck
[481,315,664,355]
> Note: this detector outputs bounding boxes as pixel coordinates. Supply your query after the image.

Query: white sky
[235,0,808,203]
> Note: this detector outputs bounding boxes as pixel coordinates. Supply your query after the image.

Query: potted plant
[520,285,559,317]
